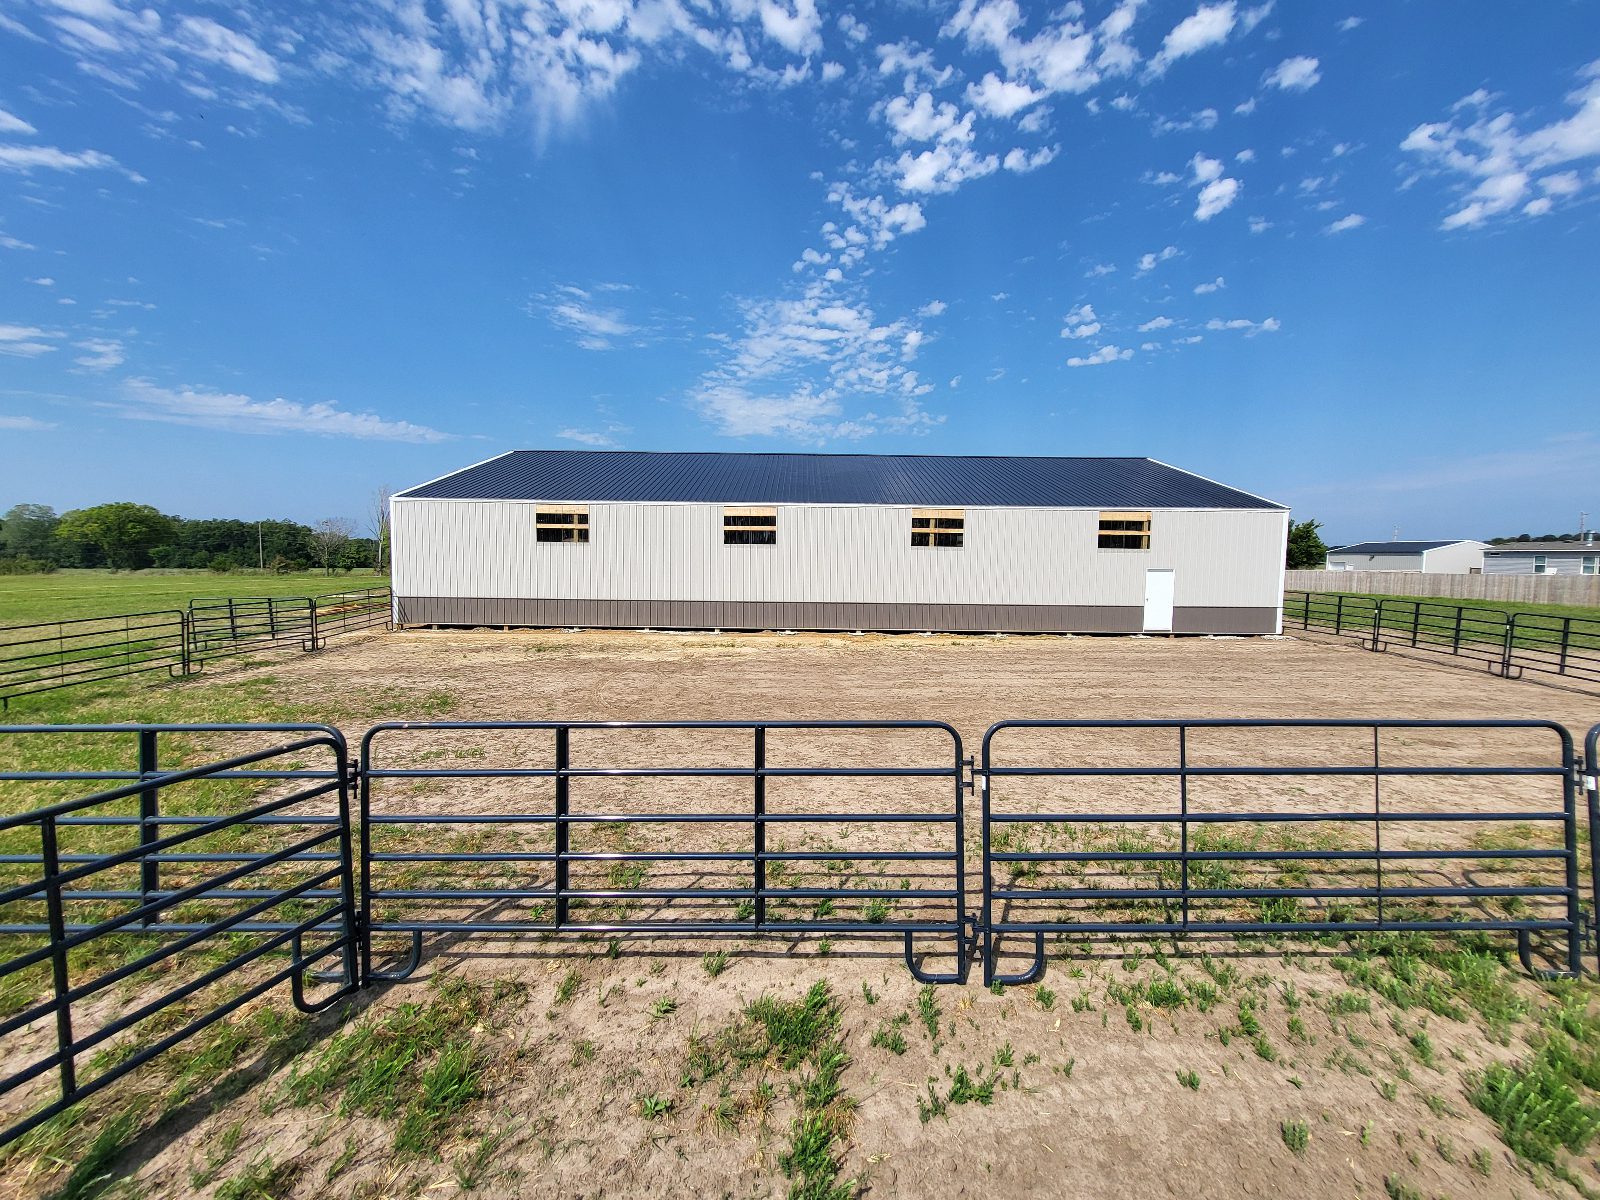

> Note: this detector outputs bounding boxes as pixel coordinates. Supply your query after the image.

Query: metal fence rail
[0,587,392,707]
[979,719,1584,985]
[1284,591,1600,686]
[0,724,358,1146]
[359,720,971,984]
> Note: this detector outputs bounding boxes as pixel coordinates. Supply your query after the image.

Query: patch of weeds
[1423,1093,1457,1118]
[994,1042,1015,1068]
[1280,1119,1310,1155]
[870,1017,909,1056]
[1253,1036,1276,1063]
[190,1120,244,1189]
[1471,1055,1600,1171]
[1407,1029,1436,1069]
[284,975,512,1158]
[650,997,678,1021]
[1034,986,1057,1012]
[326,1137,358,1183]
[863,898,891,924]
[1383,1175,1421,1200]
[702,950,730,978]
[1146,978,1186,1010]
[638,1094,673,1120]
[215,1155,300,1200]
[1286,1016,1308,1044]
[1470,1146,1493,1177]
[749,981,839,1068]
[571,1040,597,1067]
[1177,1069,1200,1091]
[916,985,940,1041]
[1056,1058,1076,1079]
[1327,991,1370,1015]
[735,899,756,920]
[555,969,582,1005]
[861,982,878,1006]
[455,1128,508,1190]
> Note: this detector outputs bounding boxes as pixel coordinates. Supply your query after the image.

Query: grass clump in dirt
[285,975,518,1159]
[1280,1119,1310,1155]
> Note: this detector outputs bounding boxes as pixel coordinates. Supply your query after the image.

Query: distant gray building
[391,450,1289,635]
[1326,540,1487,573]
[1482,541,1600,576]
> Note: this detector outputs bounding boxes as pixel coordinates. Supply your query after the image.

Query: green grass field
[0,569,386,626]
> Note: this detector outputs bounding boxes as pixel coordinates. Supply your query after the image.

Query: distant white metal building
[391,451,1290,635]
[1326,540,1487,574]
[1482,540,1600,576]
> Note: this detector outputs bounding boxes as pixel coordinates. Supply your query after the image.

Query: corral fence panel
[979,719,1585,985]
[358,720,970,985]
[3,716,1599,1149]
[1283,591,1600,687]
[0,610,189,705]
[0,724,358,1146]
[0,587,393,707]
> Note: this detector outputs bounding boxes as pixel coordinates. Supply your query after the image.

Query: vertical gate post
[1560,729,1582,977]
[40,814,76,1102]
[1585,726,1600,974]
[1501,617,1516,678]
[138,729,159,924]
[1334,594,1344,636]
[553,726,570,928]
[753,727,766,928]
[1178,725,1190,929]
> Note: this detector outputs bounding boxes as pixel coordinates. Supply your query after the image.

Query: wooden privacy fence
[1287,569,1600,607]
[0,587,392,707]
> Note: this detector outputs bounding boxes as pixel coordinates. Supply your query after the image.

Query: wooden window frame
[723,506,777,546]
[535,504,589,543]
[1098,510,1151,551]
[911,508,964,549]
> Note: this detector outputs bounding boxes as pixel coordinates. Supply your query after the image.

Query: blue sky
[1,0,1596,544]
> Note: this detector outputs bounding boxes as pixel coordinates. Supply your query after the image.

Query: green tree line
[0,502,385,574]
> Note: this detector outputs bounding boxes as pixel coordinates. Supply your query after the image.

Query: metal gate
[980,719,1585,984]
[359,720,970,984]
[0,724,358,1146]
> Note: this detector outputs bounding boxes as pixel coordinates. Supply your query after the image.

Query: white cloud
[1323,213,1366,234]
[966,71,1045,118]
[1066,344,1132,367]
[1138,316,1174,331]
[0,415,55,431]
[1151,2,1235,73]
[892,142,999,193]
[1190,153,1241,219]
[1137,245,1179,272]
[1002,144,1057,173]
[820,60,844,82]
[1193,276,1225,293]
[73,337,124,370]
[1175,334,1203,344]
[838,14,870,44]
[1264,56,1321,92]
[883,91,973,144]
[0,323,62,357]
[1206,316,1281,335]
[1235,148,1256,162]
[918,300,947,317]
[0,108,36,135]
[28,276,54,286]
[1060,303,1101,339]
[1248,215,1272,233]
[119,380,454,442]
[557,422,630,447]
[1086,262,1117,277]
[1337,16,1363,32]
[0,233,37,251]
[1401,59,1600,229]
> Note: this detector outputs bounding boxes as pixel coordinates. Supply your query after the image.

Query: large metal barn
[390,450,1289,635]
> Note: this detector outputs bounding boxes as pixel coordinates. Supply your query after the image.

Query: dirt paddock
[6,628,1600,1200]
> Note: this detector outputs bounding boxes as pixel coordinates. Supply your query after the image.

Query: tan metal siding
[392,500,1284,610]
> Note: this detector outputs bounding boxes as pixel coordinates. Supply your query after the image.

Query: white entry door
[1143,569,1175,632]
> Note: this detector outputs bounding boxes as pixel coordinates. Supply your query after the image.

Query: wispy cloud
[536,285,640,350]
[0,414,55,431]
[0,323,62,357]
[1324,213,1366,234]
[1206,316,1281,335]
[0,143,141,181]
[73,337,125,371]
[1067,344,1132,367]
[116,380,455,442]
[1401,59,1600,229]
[0,108,36,135]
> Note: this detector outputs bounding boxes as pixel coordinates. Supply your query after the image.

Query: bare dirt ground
[5,628,1600,1200]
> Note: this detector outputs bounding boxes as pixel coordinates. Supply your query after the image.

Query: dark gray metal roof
[1484,541,1598,553]
[397,451,1284,509]
[1329,540,1467,555]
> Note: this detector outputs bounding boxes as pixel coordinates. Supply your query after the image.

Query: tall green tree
[0,503,61,562]
[56,503,179,570]
[1286,518,1329,569]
